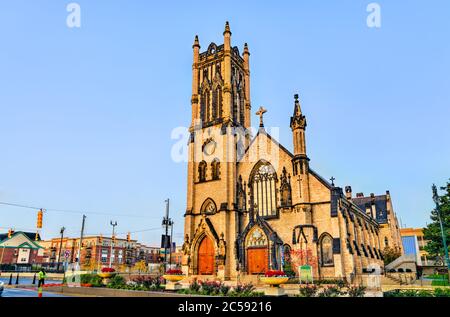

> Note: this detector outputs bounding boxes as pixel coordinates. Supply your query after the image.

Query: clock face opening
[203,140,216,156]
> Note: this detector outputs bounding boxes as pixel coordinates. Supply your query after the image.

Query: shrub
[107,275,125,288]
[219,283,231,296]
[298,285,318,297]
[318,286,342,297]
[229,283,256,297]
[433,288,450,297]
[200,281,223,295]
[347,286,366,297]
[189,279,201,292]
[431,280,449,287]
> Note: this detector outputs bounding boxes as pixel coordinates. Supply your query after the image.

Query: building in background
[0,231,44,270]
[352,191,404,254]
[400,228,429,265]
[40,235,157,271]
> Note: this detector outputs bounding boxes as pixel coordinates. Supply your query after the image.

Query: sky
[0,0,449,246]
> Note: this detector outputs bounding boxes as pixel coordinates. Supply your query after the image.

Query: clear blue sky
[0,1,449,246]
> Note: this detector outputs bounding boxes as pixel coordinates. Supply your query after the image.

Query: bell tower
[184,22,252,280]
[190,21,251,131]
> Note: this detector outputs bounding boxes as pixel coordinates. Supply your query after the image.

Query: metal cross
[330,176,335,186]
[255,106,267,127]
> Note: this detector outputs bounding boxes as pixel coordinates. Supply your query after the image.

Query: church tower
[184,22,252,280]
[290,94,311,205]
[189,21,251,131]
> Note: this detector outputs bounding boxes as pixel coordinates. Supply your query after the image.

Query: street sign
[64,250,70,258]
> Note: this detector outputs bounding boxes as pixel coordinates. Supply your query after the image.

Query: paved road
[1,287,67,297]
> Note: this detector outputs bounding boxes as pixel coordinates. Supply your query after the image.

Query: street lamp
[432,184,450,283]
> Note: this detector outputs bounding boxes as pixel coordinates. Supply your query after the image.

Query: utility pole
[169,220,174,267]
[432,184,450,283]
[109,221,117,268]
[77,215,86,265]
[56,227,65,272]
[162,199,173,272]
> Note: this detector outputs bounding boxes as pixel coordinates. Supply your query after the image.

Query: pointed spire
[243,42,250,55]
[193,35,200,49]
[293,93,302,116]
[223,21,231,35]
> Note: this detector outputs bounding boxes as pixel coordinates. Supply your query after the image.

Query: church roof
[352,194,389,224]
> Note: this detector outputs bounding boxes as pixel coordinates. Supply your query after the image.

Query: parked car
[0,281,4,296]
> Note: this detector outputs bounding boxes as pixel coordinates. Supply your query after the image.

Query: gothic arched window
[198,161,207,182]
[320,234,334,266]
[251,162,277,217]
[211,159,220,180]
[200,88,210,124]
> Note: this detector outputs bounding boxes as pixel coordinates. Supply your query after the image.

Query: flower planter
[163,274,185,290]
[260,276,289,286]
[98,272,116,279]
[260,276,289,297]
[163,274,185,283]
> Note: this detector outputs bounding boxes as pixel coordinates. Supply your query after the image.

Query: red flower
[166,269,183,275]
[264,270,287,277]
[101,267,116,273]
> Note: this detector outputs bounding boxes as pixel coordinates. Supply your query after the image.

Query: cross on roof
[330,176,336,186]
[256,106,267,127]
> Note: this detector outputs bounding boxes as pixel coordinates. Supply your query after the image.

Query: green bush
[298,285,318,297]
[431,280,449,286]
[347,286,366,297]
[107,275,126,288]
[383,288,450,297]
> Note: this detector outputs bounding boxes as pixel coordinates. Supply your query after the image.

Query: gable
[0,232,42,249]
[239,128,293,169]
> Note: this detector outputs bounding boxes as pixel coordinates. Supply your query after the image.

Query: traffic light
[112,235,116,244]
[99,235,103,244]
[35,231,39,241]
[127,232,131,242]
[7,228,13,239]
[37,209,43,229]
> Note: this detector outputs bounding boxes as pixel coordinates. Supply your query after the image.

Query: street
[1,287,67,297]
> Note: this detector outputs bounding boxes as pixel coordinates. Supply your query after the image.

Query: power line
[0,201,159,219]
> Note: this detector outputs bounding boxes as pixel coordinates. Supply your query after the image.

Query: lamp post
[109,221,117,268]
[56,227,65,272]
[432,184,450,283]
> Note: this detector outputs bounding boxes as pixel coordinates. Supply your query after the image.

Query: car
[0,281,4,296]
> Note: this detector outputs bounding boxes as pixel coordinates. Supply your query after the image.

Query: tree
[423,180,450,260]
[382,246,401,265]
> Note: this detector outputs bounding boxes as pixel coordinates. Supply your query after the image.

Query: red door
[198,236,214,275]
[247,248,268,274]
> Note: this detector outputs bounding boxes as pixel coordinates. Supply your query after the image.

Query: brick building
[41,235,156,270]
[0,231,44,268]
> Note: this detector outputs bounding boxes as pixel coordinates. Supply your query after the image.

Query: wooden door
[247,248,268,274]
[198,236,214,275]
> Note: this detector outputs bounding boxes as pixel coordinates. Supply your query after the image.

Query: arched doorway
[198,236,215,275]
[246,227,269,274]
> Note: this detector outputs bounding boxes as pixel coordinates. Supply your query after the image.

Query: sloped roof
[352,195,388,224]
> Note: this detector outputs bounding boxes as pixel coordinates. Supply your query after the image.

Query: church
[182,22,403,283]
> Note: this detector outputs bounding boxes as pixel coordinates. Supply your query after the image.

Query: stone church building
[182,22,403,282]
